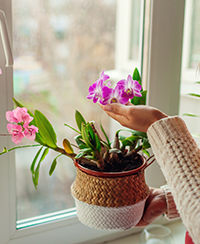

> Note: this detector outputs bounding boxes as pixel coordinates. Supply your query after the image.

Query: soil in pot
[78,153,143,172]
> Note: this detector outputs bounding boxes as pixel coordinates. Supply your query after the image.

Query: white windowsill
[101,220,186,244]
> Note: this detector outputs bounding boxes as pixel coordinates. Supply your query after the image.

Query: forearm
[147,116,200,244]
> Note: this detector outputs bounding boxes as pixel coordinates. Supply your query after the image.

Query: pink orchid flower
[24,125,39,141]
[7,124,25,144]
[6,107,33,125]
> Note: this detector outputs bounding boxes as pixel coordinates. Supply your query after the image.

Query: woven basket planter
[71,155,151,231]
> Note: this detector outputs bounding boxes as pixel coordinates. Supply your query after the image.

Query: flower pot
[71,155,152,231]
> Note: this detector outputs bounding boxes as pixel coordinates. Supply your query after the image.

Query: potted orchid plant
[0,68,153,231]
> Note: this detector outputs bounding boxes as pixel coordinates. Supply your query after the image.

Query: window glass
[13,0,117,221]
[188,0,200,68]
[129,0,142,61]
[179,0,200,138]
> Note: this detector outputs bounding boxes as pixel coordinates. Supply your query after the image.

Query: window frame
[181,0,199,84]
[0,0,185,243]
[115,0,145,72]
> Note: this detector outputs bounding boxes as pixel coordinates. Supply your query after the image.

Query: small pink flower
[7,124,25,144]
[6,107,33,125]
[0,68,2,75]
[24,125,39,141]
[6,110,19,123]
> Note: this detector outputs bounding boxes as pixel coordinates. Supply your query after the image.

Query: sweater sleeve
[160,185,180,219]
[147,116,200,244]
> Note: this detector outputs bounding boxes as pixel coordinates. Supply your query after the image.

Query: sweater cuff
[160,185,180,220]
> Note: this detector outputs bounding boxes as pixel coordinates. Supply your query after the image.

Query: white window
[179,0,200,138]
[0,0,186,243]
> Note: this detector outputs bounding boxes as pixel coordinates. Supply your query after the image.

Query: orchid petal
[6,111,18,123]
[24,125,39,141]
[15,107,33,124]
[7,124,24,144]
[98,70,110,82]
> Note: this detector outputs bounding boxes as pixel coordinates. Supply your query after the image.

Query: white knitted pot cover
[73,195,148,231]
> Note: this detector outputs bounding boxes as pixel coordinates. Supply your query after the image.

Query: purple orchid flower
[101,85,129,105]
[97,70,110,83]
[117,75,142,99]
[87,79,105,103]
[87,71,111,103]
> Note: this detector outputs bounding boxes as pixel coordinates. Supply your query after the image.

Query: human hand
[136,187,167,227]
[100,102,168,133]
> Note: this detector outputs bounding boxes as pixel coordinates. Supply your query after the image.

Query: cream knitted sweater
[147,116,200,244]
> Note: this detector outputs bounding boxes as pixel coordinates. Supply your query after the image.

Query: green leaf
[49,154,62,176]
[79,147,93,154]
[12,98,34,117]
[116,128,147,139]
[34,110,57,149]
[188,93,200,98]
[32,147,49,188]
[132,130,147,138]
[81,123,95,149]
[64,123,80,134]
[74,135,88,149]
[75,110,86,132]
[132,68,141,84]
[131,90,147,106]
[63,138,74,154]
[109,148,122,154]
[118,135,127,141]
[30,146,43,174]
[183,113,200,117]
[75,152,86,159]
[142,138,151,149]
[85,155,96,160]
[142,149,150,157]
[87,123,95,143]
[100,120,111,147]
[95,134,101,152]
[121,136,140,147]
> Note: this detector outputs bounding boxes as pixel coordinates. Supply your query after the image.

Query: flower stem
[0,144,41,155]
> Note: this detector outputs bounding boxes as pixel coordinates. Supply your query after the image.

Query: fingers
[100,103,131,114]
[99,103,130,126]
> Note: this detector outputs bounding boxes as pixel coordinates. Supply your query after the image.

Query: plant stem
[125,145,143,158]
[53,146,95,166]
[0,144,41,155]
